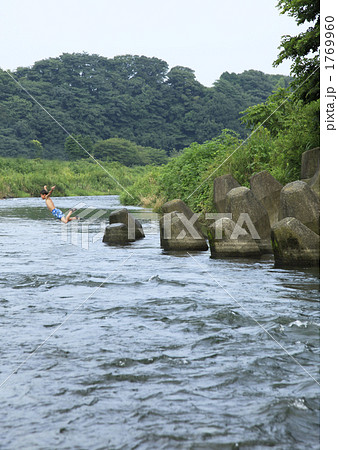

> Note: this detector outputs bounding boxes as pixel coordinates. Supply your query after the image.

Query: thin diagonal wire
[186,66,320,200]
[0,253,134,390]
[5,70,135,199]
[187,252,320,386]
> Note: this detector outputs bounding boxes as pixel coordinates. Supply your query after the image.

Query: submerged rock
[271,217,320,267]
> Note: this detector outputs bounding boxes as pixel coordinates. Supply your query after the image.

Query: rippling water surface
[0,196,320,449]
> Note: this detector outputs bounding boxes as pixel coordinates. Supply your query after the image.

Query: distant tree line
[64,135,168,166]
[0,53,291,162]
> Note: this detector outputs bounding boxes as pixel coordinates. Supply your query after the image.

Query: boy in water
[40,185,78,223]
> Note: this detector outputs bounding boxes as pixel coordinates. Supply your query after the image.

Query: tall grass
[0,157,147,199]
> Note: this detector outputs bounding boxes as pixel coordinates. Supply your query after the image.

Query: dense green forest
[0,54,291,160]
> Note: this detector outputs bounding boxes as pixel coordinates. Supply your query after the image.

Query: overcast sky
[1,0,308,86]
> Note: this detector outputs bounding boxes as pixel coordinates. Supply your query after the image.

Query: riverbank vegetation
[119,93,319,212]
[0,157,146,199]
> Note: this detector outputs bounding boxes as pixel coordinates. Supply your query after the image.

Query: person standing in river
[40,185,78,223]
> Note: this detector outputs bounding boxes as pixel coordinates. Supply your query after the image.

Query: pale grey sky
[1,0,307,86]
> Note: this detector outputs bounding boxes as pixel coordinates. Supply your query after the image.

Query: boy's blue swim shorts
[52,208,64,220]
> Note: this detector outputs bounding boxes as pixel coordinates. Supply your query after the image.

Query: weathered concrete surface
[109,208,144,240]
[279,181,320,235]
[213,174,241,213]
[161,199,205,236]
[307,166,320,198]
[161,199,194,219]
[271,217,320,267]
[250,171,282,227]
[224,186,272,254]
[103,223,135,244]
[301,147,320,180]
[160,211,208,251]
[208,217,261,258]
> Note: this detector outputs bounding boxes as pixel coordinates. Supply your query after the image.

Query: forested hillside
[0,53,291,160]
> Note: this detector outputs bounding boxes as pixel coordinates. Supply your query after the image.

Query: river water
[0,196,320,449]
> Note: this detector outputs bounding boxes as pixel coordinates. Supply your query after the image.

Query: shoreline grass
[0,156,148,200]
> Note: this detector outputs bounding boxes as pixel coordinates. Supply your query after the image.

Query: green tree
[93,137,168,166]
[93,138,142,166]
[137,146,168,165]
[273,0,319,102]
[65,135,93,160]
[240,88,294,136]
[30,139,44,158]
